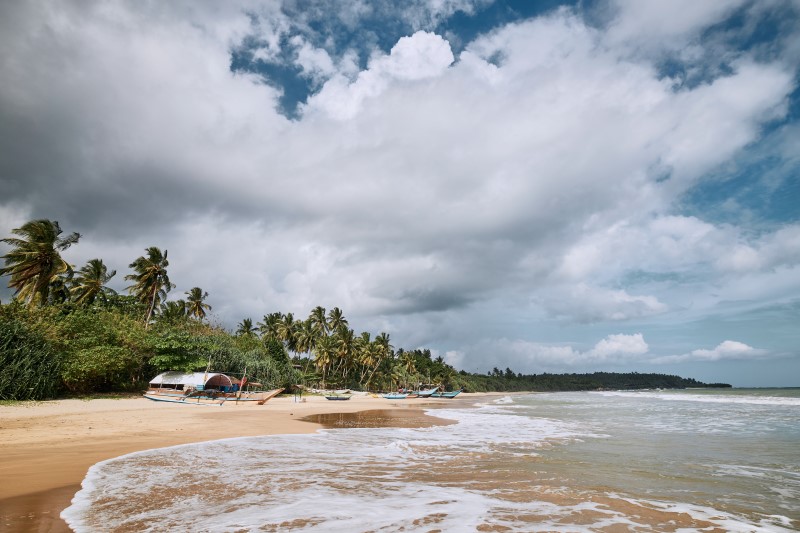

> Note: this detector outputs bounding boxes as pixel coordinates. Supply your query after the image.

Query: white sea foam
[62,393,799,532]
[492,395,515,404]
[592,390,800,407]
[62,405,591,531]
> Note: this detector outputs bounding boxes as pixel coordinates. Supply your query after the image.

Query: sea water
[62,389,800,532]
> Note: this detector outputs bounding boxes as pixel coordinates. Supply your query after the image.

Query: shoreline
[0,393,494,532]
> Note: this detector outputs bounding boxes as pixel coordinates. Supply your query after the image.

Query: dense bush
[0,313,62,400]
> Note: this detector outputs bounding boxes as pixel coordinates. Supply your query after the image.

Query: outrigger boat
[144,371,283,406]
[408,386,440,398]
[429,389,462,398]
[382,393,409,399]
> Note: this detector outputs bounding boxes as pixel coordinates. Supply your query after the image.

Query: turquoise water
[63,389,799,532]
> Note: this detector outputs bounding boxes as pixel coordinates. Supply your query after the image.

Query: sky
[1,0,798,387]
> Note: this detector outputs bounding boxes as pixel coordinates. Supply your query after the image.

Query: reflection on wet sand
[304,408,456,429]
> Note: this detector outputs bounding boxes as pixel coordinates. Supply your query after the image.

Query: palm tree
[358,333,389,390]
[294,319,316,374]
[313,334,337,388]
[399,350,416,375]
[160,299,187,321]
[277,312,298,352]
[236,318,257,337]
[185,287,211,320]
[257,312,282,340]
[356,331,373,385]
[125,247,174,325]
[332,326,355,382]
[326,307,348,333]
[375,332,393,361]
[309,306,328,338]
[48,273,73,305]
[71,258,117,305]
[0,219,80,306]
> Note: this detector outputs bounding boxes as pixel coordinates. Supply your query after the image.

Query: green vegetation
[0,218,728,401]
[461,368,730,392]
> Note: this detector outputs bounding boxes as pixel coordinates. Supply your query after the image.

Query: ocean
[62,389,800,532]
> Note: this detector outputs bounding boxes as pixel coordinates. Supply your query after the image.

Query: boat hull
[144,388,283,405]
[429,390,462,398]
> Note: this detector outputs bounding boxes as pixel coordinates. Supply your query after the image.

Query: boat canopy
[148,371,234,389]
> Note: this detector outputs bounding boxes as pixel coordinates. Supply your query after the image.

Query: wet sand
[0,393,476,532]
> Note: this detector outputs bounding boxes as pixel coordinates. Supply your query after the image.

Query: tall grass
[0,316,62,400]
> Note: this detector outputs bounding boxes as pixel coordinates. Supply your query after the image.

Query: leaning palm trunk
[145,286,159,327]
[364,361,383,390]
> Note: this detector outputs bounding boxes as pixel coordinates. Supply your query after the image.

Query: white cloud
[290,36,338,82]
[466,333,650,373]
[538,284,668,323]
[587,333,649,359]
[605,0,749,51]
[653,340,768,364]
[304,31,454,118]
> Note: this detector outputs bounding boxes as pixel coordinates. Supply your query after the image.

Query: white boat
[144,371,283,405]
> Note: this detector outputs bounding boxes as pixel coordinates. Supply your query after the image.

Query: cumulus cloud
[305,31,454,118]
[538,284,668,323]
[605,0,749,51]
[464,333,650,373]
[653,340,769,364]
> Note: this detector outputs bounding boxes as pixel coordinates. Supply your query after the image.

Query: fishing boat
[325,395,352,401]
[408,386,439,398]
[144,371,283,405]
[429,389,462,398]
[382,393,409,399]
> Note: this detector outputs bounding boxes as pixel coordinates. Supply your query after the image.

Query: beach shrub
[205,336,300,389]
[0,313,62,400]
[51,308,153,393]
[147,328,209,373]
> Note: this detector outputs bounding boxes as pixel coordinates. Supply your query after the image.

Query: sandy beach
[0,393,466,532]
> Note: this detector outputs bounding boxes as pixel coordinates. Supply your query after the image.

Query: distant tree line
[0,219,729,401]
[463,368,730,392]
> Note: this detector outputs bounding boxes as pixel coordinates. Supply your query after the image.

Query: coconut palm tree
[313,334,337,388]
[332,326,355,382]
[0,219,80,307]
[294,319,316,374]
[375,332,393,361]
[48,273,73,305]
[309,306,328,339]
[257,312,282,340]
[125,247,174,325]
[326,307,348,333]
[399,350,416,375]
[277,312,298,352]
[185,287,211,320]
[160,299,187,322]
[358,333,389,390]
[236,318,257,337]
[71,258,117,306]
[356,331,373,385]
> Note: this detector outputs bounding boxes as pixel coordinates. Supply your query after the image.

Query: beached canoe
[325,395,352,401]
[144,387,284,405]
[382,393,409,399]
[144,372,283,405]
[408,386,440,398]
[429,389,462,398]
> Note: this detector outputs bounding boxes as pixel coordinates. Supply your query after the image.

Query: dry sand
[0,393,474,532]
